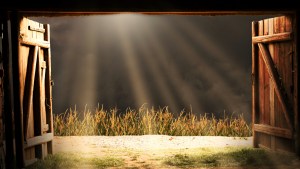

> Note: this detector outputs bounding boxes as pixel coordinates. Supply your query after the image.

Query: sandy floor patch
[54,135,252,153]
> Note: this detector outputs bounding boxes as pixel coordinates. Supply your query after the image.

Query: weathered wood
[2,12,16,169]
[268,18,276,150]
[23,46,38,139]
[20,37,50,48]
[43,124,49,132]
[252,21,259,148]
[24,133,53,149]
[44,24,54,154]
[28,25,45,33]
[258,43,293,131]
[33,46,43,159]
[252,32,293,44]
[12,12,26,168]
[254,124,293,139]
[294,14,300,156]
[21,17,36,162]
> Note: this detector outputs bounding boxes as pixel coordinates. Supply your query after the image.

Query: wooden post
[2,11,16,169]
[11,12,25,168]
[44,24,53,154]
[295,12,299,156]
[252,21,259,148]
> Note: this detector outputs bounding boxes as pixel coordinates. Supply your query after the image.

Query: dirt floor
[53,136,300,169]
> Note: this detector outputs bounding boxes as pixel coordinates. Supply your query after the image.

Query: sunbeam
[113,14,152,108]
[151,16,252,116]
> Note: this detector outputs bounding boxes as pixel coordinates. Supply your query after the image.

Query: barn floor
[38,136,298,169]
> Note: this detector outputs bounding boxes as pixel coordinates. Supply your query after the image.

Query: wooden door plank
[44,24,54,154]
[268,18,276,150]
[258,43,293,131]
[252,21,259,148]
[252,32,293,44]
[24,133,53,149]
[23,46,38,139]
[2,12,16,169]
[12,13,26,168]
[20,37,50,48]
[33,46,43,159]
[254,124,293,139]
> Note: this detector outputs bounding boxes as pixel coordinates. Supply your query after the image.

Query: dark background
[32,14,275,121]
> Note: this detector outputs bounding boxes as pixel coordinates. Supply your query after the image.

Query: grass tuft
[26,153,124,169]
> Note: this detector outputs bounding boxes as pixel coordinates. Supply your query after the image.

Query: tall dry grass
[54,105,252,137]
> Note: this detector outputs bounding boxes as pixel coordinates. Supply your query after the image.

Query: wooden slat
[41,61,46,69]
[24,133,53,149]
[13,12,26,168]
[252,21,259,148]
[268,18,276,150]
[2,12,16,169]
[20,37,50,48]
[33,47,43,159]
[254,124,293,139]
[43,124,49,132]
[252,32,293,44]
[23,46,39,139]
[28,25,45,33]
[44,24,54,155]
[294,15,299,156]
[258,43,293,130]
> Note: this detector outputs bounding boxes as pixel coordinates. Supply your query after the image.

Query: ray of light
[112,14,152,108]
[155,16,250,114]
[130,16,206,114]
[131,20,181,113]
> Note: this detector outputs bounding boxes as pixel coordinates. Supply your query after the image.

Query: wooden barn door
[15,17,53,167]
[252,15,298,153]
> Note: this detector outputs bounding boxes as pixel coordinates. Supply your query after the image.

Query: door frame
[0,8,298,168]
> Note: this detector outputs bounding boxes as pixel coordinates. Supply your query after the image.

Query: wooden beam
[24,133,53,149]
[294,13,299,156]
[2,12,16,169]
[28,25,45,33]
[12,12,26,168]
[23,46,38,139]
[254,124,293,139]
[252,21,259,148]
[258,43,293,131]
[20,37,50,48]
[253,32,293,44]
[44,24,54,155]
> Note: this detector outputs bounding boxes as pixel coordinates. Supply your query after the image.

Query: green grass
[163,147,297,168]
[54,104,252,137]
[26,153,124,169]
[26,147,298,169]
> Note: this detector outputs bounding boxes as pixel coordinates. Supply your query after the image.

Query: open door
[252,15,298,153]
[14,17,54,167]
